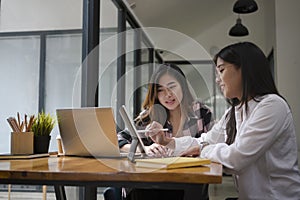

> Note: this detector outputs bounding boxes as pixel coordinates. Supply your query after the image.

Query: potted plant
[31,111,56,154]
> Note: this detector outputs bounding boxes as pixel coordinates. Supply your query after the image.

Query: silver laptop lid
[56,107,120,158]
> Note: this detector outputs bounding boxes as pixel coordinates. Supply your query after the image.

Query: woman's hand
[145,143,169,157]
[180,145,200,157]
[145,121,171,146]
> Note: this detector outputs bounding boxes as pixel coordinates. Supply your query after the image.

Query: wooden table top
[0,155,222,186]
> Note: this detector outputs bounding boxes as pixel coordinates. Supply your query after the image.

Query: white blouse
[173,94,300,200]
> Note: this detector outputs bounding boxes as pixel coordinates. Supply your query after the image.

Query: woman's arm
[171,108,228,156]
[147,113,227,156]
[117,129,132,149]
[201,96,291,173]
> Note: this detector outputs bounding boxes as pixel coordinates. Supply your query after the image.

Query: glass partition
[0,36,40,153]
[126,28,135,116]
[0,0,83,154]
[98,30,118,108]
[0,0,83,195]
[98,0,118,118]
[141,42,152,95]
[45,33,82,151]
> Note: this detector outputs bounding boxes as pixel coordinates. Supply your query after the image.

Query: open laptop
[56,107,122,158]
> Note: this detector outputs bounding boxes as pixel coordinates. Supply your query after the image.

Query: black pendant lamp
[229,17,249,37]
[233,0,258,14]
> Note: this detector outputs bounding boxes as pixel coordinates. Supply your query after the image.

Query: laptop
[56,107,122,158]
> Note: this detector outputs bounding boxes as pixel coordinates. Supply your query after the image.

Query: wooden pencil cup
[11,132,34,155]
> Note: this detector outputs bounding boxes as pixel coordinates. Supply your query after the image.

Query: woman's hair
[213,42,282,144]
[135,63,195,126]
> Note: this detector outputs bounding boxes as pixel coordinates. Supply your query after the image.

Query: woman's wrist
[199,142,209,153]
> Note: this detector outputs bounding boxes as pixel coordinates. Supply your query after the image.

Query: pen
[7,117,20,132]
[24,114,28,132]
[137,128,168,133]
[26,115,35,132]
[17,112,21,128]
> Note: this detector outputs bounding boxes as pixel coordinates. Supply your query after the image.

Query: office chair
[103,187,122,200]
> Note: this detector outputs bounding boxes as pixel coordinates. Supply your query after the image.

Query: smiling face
[216,57,243,100]
[157,73,183,111]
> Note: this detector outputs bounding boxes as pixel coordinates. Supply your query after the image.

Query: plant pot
[34,135,51,154]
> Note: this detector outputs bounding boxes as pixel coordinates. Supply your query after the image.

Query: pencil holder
[11,132,34,155]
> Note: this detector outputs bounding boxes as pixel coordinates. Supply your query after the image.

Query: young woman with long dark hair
[147,42,300,199]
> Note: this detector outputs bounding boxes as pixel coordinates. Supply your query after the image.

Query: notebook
[56,107,122,158]
[135,157,211,169]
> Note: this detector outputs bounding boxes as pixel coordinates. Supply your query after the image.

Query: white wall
[264,0,276,56]
[162,0,269,60]
[0,0,82,31]
[275,0,300,156]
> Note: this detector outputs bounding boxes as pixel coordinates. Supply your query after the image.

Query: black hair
[135,63,195,126]
[214,42,283,144]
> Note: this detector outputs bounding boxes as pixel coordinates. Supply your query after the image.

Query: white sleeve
[201,97,290,173]
[172,110,228,156]
[172,136,198,156]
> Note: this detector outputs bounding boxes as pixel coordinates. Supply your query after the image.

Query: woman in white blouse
[146,42,300,200]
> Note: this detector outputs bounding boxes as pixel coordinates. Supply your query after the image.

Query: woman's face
[216,57,243,100]
[157,73,183,111]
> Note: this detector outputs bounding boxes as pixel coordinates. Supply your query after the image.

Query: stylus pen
[137,128,168,133]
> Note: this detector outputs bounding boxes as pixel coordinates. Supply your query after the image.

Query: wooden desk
[0,156,222,199]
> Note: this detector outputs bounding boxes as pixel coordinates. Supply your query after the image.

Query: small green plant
[31,112,56,136]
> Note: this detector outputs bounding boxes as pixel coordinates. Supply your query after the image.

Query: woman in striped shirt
[115,63,213,200]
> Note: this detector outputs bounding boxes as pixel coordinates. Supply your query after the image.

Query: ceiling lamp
[233,0,258,14]
[229,17,249,37]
